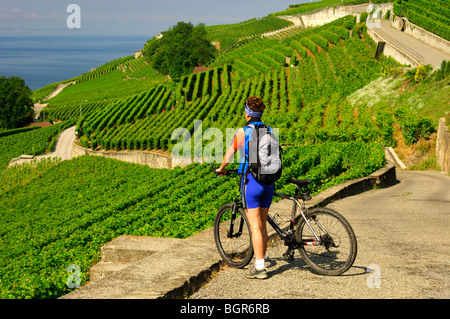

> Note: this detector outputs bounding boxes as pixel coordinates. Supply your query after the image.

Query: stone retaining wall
[437,118,450,175]
[72,142,173,169]
[391,16,450,55]
[294,3,393,28]
[366,26,421,68]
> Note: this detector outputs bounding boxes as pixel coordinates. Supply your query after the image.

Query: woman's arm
[217,144,237,174]
[216,128,244,175]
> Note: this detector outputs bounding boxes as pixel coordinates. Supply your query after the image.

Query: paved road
[9,126,76,167]
[33,82,75,119]
[373,21,450,69]
[192,170,450,299]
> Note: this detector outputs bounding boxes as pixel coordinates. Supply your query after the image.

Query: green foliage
[360,12,369,23]
[404,64,433,84]
[271,1,391,17]
[77,56,134,84]
[43,66,169,110]
[0,140,386,298]
[0,157,61,195]
[278,142,385,195]
[0,76,34,129]
[0,126,41,138]
[385,9,391,20]
[144,22,217,78]
[435,60,450,82]
[207,17,293,52]
[0,120,75,169]
[394,0,450,41]
[414,64,428,83]
[0,156,238,298]
[376,109,396,147]
[395,108,436,145]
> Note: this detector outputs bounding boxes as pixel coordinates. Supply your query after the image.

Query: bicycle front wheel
[296,207,357,276]
[214,204,253,269]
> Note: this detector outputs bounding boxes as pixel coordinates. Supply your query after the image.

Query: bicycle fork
[227,200,244,239]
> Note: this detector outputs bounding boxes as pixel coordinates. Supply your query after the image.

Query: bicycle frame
[271,192,323,248]
[211,164,325,249]
[229,191,324,249]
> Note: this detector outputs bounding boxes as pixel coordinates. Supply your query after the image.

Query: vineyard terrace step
[61,227,223,299]
[90,235,183,282]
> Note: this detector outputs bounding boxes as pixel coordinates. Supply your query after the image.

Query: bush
[319,30,340,45]
[80,136,89,149]
[401,117,435,145]
[309,34,329,51]
[300,37,318,53]
[290,40,308,58]
[143,22,217,78]
[415,64,428,82]
[445,62,450,76]
[360,12,369,23]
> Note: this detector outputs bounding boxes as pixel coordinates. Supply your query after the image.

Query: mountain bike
[212,165,357,276]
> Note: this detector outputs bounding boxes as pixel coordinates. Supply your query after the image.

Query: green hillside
[271,0,392,16]
[393,0,450,41]
[1,1,449,299]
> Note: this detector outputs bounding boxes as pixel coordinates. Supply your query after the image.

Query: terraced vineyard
[206,16,294,52]
[270,0,391,16]
[64,16,394,155]
[393,0,450,41]
[0,141,385,298]
[0,120,76,169]
[2,1,447,299]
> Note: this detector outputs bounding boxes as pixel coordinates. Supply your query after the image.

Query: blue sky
[0,0,311,37]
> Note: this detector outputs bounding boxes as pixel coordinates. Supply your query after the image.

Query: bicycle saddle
[287,178,312,188]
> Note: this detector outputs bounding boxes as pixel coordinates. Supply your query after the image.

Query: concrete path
[9,126,76,166]
[33,103,48,120]
[44,81,76,100]
[192,170,450,299]
[372,21,450,69]
[33,81,75,119]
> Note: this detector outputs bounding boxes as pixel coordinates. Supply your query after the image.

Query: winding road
[372,20,450,69]
[9,126,76,167]
[193,170,450,299]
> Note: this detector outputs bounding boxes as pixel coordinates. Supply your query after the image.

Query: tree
[0,76,34,129]
[143,22,217,78]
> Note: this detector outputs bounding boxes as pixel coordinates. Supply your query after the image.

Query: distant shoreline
[0,35,150,91]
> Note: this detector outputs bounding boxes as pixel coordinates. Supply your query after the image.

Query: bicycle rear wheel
[296,207,357,276]
[214,203,253,269]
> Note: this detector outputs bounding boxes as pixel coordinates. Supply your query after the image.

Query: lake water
[0,36,150,91]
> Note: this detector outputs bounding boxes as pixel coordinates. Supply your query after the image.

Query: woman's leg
[246,207,270,260]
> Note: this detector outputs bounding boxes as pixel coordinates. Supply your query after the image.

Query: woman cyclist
[216,96,274,280]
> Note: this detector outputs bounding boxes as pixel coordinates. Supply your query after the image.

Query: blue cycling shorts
[241,174,274,209]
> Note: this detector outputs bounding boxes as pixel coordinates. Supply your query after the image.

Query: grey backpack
[245,124,282,185]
